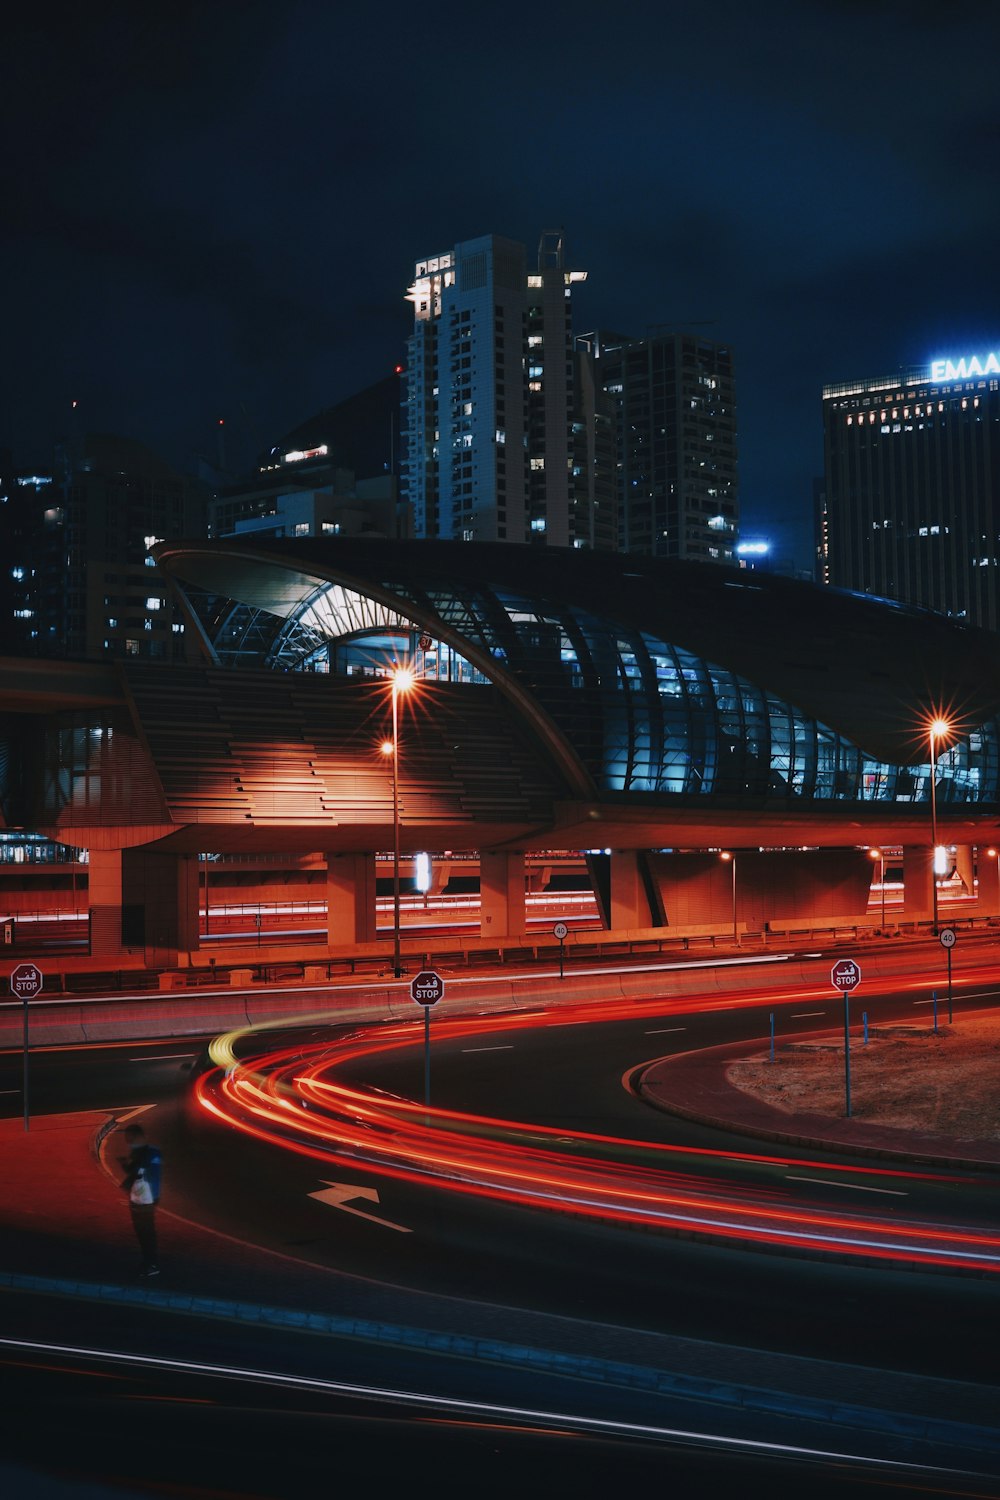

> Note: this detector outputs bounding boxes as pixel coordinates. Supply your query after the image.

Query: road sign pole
[424,1006,431,1124]
[553,921,568,979]
[10,964,42,1133]
[843,993,851,1118]
[938,928,956,1024]
[22,990,29,1133]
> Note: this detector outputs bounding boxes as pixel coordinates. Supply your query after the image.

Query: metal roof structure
[154,535,1000,794]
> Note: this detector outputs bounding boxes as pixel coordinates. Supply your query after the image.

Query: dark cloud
[3,1,998,568]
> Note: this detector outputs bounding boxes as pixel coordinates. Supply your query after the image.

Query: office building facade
[823,347,1000,630]
[401,232,591,547]
[587,331,739,561]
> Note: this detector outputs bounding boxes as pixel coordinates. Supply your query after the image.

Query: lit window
[294,522,310,536]
[145,596,161,610]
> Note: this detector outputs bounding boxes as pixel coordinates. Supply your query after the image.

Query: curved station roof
[152,538,1000,833]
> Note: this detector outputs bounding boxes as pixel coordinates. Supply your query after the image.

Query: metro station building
[3,538,1000,966]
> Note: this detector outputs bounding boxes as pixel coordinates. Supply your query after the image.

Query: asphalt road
[3,972,1000,1497]
[5,981,996,1377]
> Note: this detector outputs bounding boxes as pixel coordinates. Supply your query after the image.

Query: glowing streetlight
[927,716,951,935]
[382,666,416,978]
[868,847,886,928]
[719,851,738,945]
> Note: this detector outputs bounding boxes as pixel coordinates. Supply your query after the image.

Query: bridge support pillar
[610,850,659,930]
[480,852,527,939]
[88,848,124,956]
[120,850,200,964]
[902,844,933,920]
[953,843,974,895]
[976,845,1000,915]
[326,853,378,945]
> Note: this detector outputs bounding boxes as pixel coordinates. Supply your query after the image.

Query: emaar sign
[930,351,1000,381]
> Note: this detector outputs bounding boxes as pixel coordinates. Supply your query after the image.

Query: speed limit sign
[939,927,957,949]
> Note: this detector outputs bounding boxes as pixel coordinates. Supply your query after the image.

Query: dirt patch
[726,1015,1000,1143]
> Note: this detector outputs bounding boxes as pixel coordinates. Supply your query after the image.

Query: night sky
[3,0,998,571]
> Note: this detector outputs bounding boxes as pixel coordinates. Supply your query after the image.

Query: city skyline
[3,2,999,574]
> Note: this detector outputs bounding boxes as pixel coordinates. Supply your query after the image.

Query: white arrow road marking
[308,1181,412,1233]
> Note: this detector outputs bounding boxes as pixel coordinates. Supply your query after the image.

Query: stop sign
[410,970,444,1007]
[9,962,43,999]
[830,959,861,993]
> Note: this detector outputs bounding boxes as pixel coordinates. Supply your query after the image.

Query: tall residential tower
[587,331,739,561]
[402,232,591,546]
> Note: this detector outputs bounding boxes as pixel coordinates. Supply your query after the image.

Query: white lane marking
[913,1000,936,1006]
[791,1011,825,1018]
[308,1181,411,1233]
[645,1027,687,1035]
[461,1045,514,1054]
[0,1334,941,1473]
[786,1175,907,1197]
[0,1088,22,1094]
[130,1053,196,1062]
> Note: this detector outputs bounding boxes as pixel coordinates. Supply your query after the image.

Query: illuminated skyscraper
[823,347,1000,630]
[402,232,592,546]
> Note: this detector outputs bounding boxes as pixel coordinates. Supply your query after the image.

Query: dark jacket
[122,1143,162,1204]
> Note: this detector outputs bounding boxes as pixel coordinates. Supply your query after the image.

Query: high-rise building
[823,347,1000,630]
[402,232,591,546]
[4,434,206,662]
[585,331,739,561]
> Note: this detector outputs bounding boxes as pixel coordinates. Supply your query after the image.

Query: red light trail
[196,1002,1000,1275]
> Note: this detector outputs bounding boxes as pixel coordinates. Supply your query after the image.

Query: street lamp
[869,847,885,928]
[381,666,416,978]
[719,851,738,945]
[927,716,951,935]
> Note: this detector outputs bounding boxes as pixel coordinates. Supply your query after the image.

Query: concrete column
[88,848,124,956]
[902,844,933,919]
[976,846,1000,915]
[121,849,201,962]
[609,850,656,930]
[479,852,526,939]
[326,853,378,945]
[953,844,974,896]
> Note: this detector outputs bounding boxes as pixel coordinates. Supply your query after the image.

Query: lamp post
[719,851,738,945]
[381,666,415,978]
[869,847,885,928]
[928,717,950,936]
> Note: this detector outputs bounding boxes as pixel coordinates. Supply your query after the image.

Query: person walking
[118,1122,162,1277]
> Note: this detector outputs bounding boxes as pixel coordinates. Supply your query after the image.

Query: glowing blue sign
[736,541,770,556]
[930,351,1000,382]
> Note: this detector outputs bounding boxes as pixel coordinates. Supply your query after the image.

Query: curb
[2,1268,998,1460]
